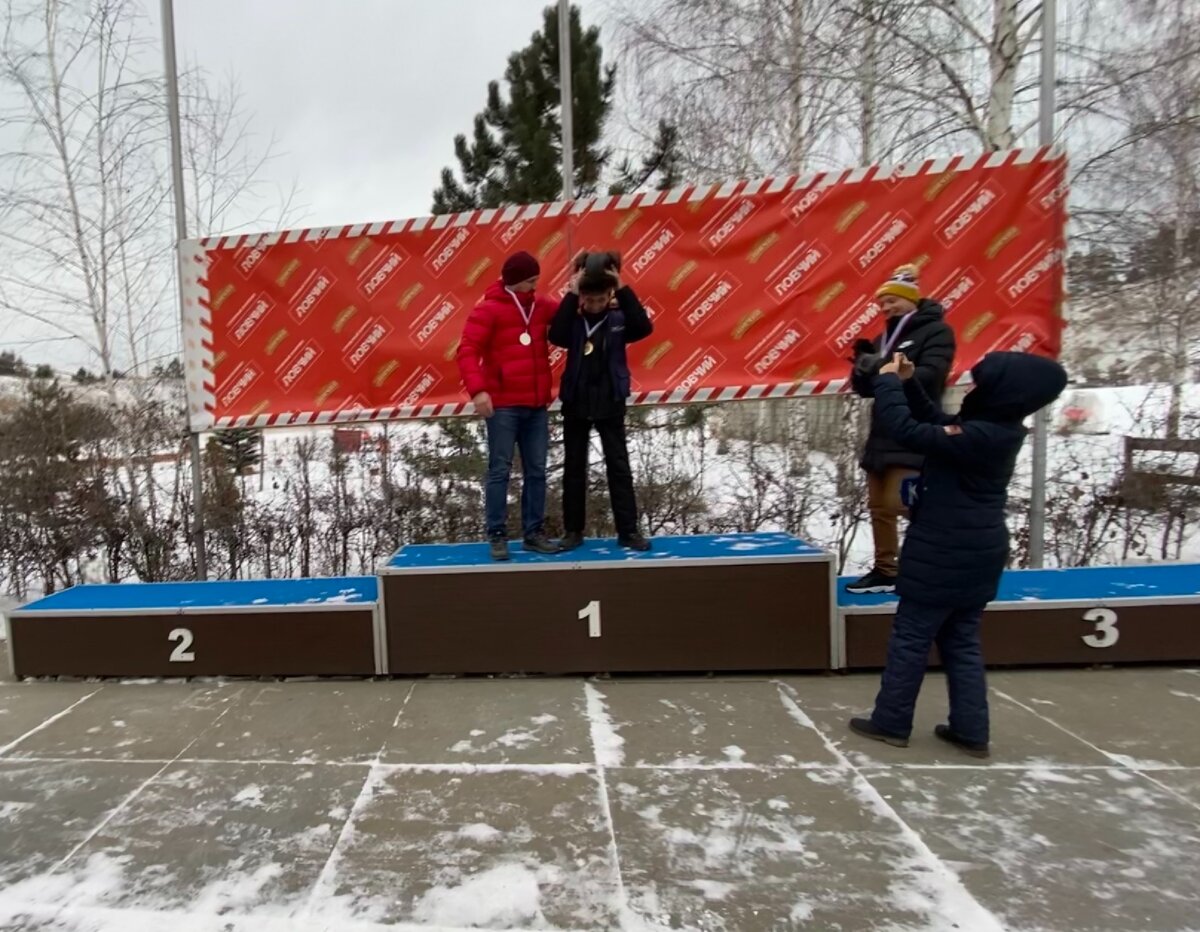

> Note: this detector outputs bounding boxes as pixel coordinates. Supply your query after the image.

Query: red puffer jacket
[456,279,557,409]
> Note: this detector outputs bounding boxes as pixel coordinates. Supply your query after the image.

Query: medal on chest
[507,288,535,348]
[583,315,606,356]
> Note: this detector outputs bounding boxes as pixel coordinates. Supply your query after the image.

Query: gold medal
[583,340,594,356]
[519,332,532,346]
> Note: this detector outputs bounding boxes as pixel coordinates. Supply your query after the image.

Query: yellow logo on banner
[836,201,868,233]
[211,284,235,311]
[964,311,995,343]
[265,328,289,355]
[668,260,698,291]
[537,231,564,259]
[444,338,461,362]
[613,209,641,239]
[794,363,820,381]
[315,381,340,406]
[275,259,301,287]
[815,282,846,312]
[986,226,1019,259]
[373,360,400,388]
[643,341,673,369]
[213,350,227,369]
[748,232,780,264]
[733,309,764,340]
[347,239,372,266]
[333,306,359,334]
[466,257,493,286]
[249,401,270,418]
[398,283,424,311]
[924,173,954,202]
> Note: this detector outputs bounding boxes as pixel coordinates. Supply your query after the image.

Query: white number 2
[578,601,602,638]
[168,627,196,662]
[1081,608,1119,649]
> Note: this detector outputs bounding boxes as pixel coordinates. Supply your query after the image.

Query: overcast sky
[174,0,608,233]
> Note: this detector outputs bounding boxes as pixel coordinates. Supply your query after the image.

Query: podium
[6,577,380,679]
[839,564,1200,669]
[379,533,835,675]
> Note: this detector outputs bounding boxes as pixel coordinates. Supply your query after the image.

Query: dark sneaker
[522,533,559,555]
[559,532,585,552]
[844,570,897,594]
[618,533,651,552]
[849,717,909,748]
[489,537,510,561]
[934,724,990,759]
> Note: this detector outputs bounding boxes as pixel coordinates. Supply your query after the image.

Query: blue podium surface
[13,576,377,616]
[838,563,1200,613]
[383,532,829,574]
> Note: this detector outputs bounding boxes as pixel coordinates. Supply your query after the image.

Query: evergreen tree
[214,428,262,477]
[609,120,684,195]
[431,4,615,213]
[0,351,27,377]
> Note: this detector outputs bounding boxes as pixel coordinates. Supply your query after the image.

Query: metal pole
[558,0,574,201]
[1028,0,1056,568]
[161,0,208,579]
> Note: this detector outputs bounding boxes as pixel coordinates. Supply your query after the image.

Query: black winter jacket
[851,299,955,472]
[871,351,1068,608]
[549,286,653,410]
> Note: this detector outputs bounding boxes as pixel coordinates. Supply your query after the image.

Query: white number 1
[578,601,602,638]
[168,627,196,662]
[1081,608,1119,649]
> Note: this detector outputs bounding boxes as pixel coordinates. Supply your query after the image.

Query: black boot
[849,717,909,748]
[522,532,559,555]
[559,531,585,552]
[489,537,510,561]
[934,724,990,759]
[618,533,651,552]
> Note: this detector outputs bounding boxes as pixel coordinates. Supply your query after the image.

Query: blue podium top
[13,576,377,615]
[838,563,1200,611]
[383,532,829,574]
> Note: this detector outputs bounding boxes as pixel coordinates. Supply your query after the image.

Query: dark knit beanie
[501,250,540,286]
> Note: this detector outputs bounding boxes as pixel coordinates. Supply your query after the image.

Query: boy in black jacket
[849,350,1067,758]
[550,253,654,552]
[847,264,956,595]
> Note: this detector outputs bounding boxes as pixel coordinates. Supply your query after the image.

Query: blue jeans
[871,599,989,745]
[484,406,548,539]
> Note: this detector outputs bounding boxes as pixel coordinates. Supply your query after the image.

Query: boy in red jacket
[456,251,559,560]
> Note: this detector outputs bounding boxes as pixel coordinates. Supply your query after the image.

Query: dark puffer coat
[871,351,1068,607]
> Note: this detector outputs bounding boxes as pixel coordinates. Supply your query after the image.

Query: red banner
[181,147,1066,429]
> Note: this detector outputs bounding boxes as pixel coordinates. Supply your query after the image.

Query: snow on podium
[4,533,1200,679]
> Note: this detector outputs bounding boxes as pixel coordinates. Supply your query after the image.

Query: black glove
[853,351,884,381]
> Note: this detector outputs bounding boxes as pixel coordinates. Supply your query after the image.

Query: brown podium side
[842,599,1200,669]
[380,534,835,675]
[6,578,380,679]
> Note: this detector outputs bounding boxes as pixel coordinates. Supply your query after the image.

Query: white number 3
[168,628,196,662]
[1081,608,1119,649]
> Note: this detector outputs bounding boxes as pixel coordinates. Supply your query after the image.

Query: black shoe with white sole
[844,570,897,594]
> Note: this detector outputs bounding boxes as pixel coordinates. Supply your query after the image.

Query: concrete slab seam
[0,688,103,757]
[773,680,1007,931]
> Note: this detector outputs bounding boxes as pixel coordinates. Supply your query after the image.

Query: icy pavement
[0,646,1198,931]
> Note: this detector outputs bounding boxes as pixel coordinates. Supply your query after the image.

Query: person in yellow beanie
[845,264,956,594]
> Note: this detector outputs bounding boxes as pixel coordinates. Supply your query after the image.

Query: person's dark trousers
[562,413,638,538]
[870,598,989,745]
[484,406,548,539]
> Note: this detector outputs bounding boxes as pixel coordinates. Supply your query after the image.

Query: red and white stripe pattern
[185,146,1059,431]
